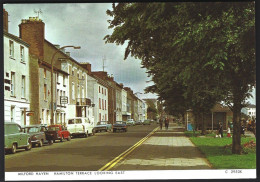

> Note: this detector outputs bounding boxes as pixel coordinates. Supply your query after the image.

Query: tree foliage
[104,2,255,154]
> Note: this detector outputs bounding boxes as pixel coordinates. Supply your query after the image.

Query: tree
[145,100,158,120]
[104,2,255,154]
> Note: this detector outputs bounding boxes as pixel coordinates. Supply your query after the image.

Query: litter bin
[187,123,193,131]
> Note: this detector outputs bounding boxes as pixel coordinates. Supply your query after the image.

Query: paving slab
[112,124,212,170]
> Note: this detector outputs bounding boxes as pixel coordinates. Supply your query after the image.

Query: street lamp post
[50,45,81,125]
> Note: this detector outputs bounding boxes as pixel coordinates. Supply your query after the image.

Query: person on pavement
[165,117,169,130]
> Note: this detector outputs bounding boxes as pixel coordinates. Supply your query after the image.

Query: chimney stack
[54,44,60,49]
[3,9,8,32]
[80,62,92,74]
[19,17,45,60]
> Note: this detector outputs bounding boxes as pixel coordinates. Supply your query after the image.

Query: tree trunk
[201,113,206,135]
[232,98,242,154]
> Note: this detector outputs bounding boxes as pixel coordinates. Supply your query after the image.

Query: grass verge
[184,131,256,169]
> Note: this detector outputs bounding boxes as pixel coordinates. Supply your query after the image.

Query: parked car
[126,119,135,126]
[23,125,49,147]
[67,117,95,138]
[45,125,71,142]
[135,120,143,125]
[4,122,32,154]
[113,121,127,132]
[94,121,112,133]
[143,119,151,125]
[39,124,54,144]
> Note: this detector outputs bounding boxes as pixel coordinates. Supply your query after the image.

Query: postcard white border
[5,169,256,181]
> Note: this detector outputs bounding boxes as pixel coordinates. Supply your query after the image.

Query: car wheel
[25,139,32,151]
[38,140,43,147]
[11,143,17,154]
[67,136,71,141]
[48,140,53,145]
[60,136,64,142]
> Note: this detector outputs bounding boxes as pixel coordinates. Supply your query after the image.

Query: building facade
[4,30,31,126]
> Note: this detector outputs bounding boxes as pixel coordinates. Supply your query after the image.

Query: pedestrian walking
[219,122,223,138]
[165,117,169,130]
[227,126,231,137]
[216,122,223,138]
[241,124,246,137]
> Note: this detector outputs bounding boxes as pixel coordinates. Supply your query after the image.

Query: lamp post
[50,45,81,125]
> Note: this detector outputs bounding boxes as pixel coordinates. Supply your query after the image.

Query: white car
[66,117,95,138]
[126,119,135,126]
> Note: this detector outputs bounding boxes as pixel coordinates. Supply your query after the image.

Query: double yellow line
[98,127,159,171]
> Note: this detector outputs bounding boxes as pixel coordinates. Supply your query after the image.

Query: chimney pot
[54,44,60,49]
[66,52,70,57]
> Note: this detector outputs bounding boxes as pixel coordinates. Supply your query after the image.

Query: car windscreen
[48,127,60,131]
[28,127,40,133]
[115,121,124,124]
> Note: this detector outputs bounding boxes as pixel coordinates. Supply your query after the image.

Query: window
[77,72,79,78]
[99,98,101,109]
[11,72,15,96]
[20,46,24,62]
[47,110,49,123]
[63,91,66,97]
[63,75,66,86]
[82,75,85,80]
[57,73,60,83]
[44,68,47,78]
[44,84,47,100]
[102,99,104,110]
[105,100,106,110]
[77,85,80,98]
[99,86,100,93]
[42,109,44,123]
[72,69,74,76]
[105,114,107,121]
[99,113,101,121]
[57,89,59,104]
[102,88,103,94]
[72,82,75,100]
[21,75,25,98]
[9,40,14,57]
[105,89,106,96]
[11,106,15,122]
[82,86,84,98]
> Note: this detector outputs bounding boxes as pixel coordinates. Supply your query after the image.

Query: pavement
[112,123,212,170]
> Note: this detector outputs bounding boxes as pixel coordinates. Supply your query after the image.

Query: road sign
[60,96,68,104]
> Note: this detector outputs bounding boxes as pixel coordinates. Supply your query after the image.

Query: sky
[4,3,157,100]
[4,3,255,104]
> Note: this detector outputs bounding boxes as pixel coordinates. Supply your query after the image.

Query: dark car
[45,125,71,142]
[143,119,151,125]
[24,125,53,147]
[94,121,112,133]
[112,121,127,132]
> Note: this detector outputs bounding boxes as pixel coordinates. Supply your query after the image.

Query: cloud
[4,3,157,99]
